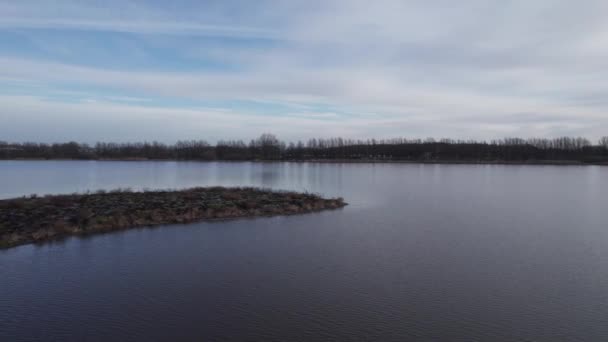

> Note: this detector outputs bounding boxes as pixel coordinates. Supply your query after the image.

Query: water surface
[1,161,608,341]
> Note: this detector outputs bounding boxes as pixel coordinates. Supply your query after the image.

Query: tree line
[1,134,608,163]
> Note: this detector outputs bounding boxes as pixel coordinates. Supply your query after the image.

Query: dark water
[1,161,608,341]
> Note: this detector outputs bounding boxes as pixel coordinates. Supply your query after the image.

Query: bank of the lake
[0,187,346,249]
[3,157,608,165]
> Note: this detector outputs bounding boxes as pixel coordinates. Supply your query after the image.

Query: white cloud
[1,94,605,144]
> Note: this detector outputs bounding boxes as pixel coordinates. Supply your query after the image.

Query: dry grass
[0,186,346,249]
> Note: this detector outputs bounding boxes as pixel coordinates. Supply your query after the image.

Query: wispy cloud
[0,18,280,39]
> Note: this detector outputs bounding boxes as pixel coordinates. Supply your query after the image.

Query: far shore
[1,158,607,166]
[0,187,347,249]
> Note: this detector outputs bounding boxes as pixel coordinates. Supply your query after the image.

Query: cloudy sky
[1,0,607,143]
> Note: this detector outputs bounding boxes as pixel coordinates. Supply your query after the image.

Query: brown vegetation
[0,187,346,249]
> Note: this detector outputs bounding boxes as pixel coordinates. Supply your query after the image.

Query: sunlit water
[1,161,608,341]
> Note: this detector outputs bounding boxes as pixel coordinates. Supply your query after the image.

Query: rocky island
[0,187,347,249]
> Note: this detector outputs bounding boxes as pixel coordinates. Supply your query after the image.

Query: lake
[1,161,608,341]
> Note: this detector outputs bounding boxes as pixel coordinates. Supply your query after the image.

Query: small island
[0,187,347,249]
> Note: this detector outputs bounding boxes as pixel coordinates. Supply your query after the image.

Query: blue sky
[1,0,608,143]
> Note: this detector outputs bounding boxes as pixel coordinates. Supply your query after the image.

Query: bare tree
[3,134,608,162]
[256,133,281,159]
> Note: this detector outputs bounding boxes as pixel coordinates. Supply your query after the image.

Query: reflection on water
[1,161,608,341]
[0,161,346,200]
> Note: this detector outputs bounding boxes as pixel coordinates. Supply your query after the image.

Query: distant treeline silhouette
[2,134,608,164]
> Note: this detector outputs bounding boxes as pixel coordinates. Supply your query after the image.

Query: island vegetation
[0,187,346,249]
[1,134,608,164]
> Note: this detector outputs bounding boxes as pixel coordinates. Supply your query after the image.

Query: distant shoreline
[1,158,607,166]
[0,187,347,249]
[288,159,608,166]
[3,135,608,165]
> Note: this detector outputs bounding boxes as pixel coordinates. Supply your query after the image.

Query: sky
[1,0,607,143]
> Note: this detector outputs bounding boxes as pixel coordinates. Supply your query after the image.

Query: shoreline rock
[0,187,347,249]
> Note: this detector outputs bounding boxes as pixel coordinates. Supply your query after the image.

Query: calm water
[1,161,608,341]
